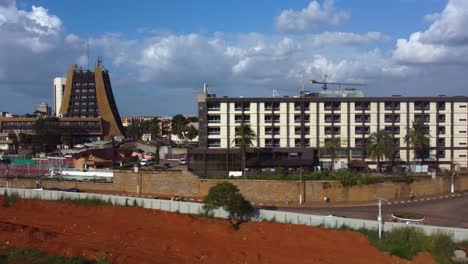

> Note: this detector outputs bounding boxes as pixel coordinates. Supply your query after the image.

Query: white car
[140,159,153,166]
[179,158,187,165]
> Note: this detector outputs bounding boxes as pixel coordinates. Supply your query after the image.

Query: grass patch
[60,197,113,206]
[3,247,106,264]
[357,227,456,264]
[392,212,424,220]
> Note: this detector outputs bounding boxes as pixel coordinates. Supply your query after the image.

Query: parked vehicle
[163,163,171,169]
[171,196,184,201]
[179,158,187,165]
[140,159,154,166]
[326,213,346,218]
[66,188,80,192]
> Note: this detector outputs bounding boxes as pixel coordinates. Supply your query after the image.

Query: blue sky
[1,0,467,116]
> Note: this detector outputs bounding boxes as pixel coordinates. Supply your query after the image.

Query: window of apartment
[414,101,430,111]
[384,102,400,110]
[325,114,340,123]
[351,149,366,157]
[294,127,310,135]
[208,139,220,147]
[355,114,370,123]
[234,139,251,147]
[207,115,220,123]
[437,138,445,147]
[265,138,280,147]
[460,131,467,134]
[355,126,370,134]
[414,114,430,123]
[355,102,370,111]
[460,119,467,122]
[438,126,446,135]
[393,138,400,147]
[294,115,301,123]
[438,102,446,110]
[355,138,367,147]
[324,102,341,111]
[437,150,445,158]
[460,105,467,108]
[265,114,280,123]
[207,102,220,111]
[265,126,280,135]
[460,155,467,158]
[384,126,400,134]
[325,126,341,135]
[460,142,467,146]
[384,114,400,123]
[233,103,250,111]
[234,114,250,124]
[208,127,220,135]
[294,102,301,111]
[265,102,280,111]
[294,139,302,147]
[438,114,446,123]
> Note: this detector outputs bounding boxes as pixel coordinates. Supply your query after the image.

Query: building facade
[53,77,66,116]
[194,92,468,172]
[58,61,125,139]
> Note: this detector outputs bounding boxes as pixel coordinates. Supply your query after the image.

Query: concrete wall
[1,172,467,204]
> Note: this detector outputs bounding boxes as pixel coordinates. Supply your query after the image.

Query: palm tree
[321,137,341,173]
[233,124,256,175]
[404,121,430,165]
[367,130,394,172]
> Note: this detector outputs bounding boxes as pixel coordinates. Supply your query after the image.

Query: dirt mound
[0,197,435,264]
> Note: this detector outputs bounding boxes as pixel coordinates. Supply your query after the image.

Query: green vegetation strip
[0,247,108,264]
[354,227,458,264]
[60,197,113,206]
[202,170,418,187]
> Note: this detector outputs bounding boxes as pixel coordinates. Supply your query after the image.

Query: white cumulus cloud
[276,0,349,32]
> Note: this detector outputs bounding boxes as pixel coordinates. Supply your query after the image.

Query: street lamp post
[376,196,387,240]
[451,172,455,193]
[299,167,303,204]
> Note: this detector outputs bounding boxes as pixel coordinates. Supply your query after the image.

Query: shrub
[203,182,254,229]
[6,192,20,207]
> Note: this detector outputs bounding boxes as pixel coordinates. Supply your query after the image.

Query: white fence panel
[1,187,468,242]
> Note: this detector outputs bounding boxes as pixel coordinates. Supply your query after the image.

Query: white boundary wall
[1,188,467,242]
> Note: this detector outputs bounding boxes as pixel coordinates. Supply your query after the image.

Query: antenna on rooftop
[203,83,209,94]
[86,39,90,70]
[273,89,280,97]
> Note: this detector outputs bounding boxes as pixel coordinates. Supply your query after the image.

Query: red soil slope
[0,197,435,264]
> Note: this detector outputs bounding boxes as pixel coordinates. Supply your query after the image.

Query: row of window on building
[207,113,467,124]
[207,101,465,111]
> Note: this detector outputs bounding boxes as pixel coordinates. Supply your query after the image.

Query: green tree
[148,117,161,140]
[203,182,254,229]
[321,137,341,173]
[32,117,62,153]
[233,124,256,175]
[185,125,198,142]
[171,114,190,140]
[170,114,199,146]
[367,130,394,172]
[404,121,430,165]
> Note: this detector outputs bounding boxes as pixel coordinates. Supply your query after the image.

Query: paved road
[278,193,468,228]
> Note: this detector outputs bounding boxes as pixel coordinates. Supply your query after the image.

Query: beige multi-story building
[192,92,468,174]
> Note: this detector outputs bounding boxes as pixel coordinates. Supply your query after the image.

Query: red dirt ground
[0,197,435,264]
